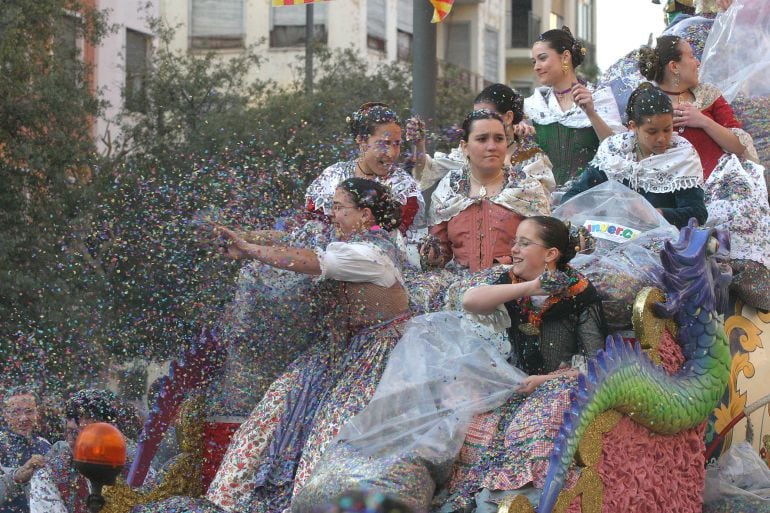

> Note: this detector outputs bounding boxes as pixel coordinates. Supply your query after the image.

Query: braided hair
[536,26,587,69]
[338,178,402,231]
[347,102,401,139]
[625,82,673,126]
[473,84,525,125]
[460,109,506,142]
[526,216,579,270]
[637,35,683,84]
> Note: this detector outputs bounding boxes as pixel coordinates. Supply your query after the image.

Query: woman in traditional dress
[525,26,625,186]
[638,34,770,309]
[205,178,411,513]
[561,83,708,229]
[305,102,424,237]
[439,215,607,513]
[422,110,550,274]
[412,84,554,194]
[204,103,423,477]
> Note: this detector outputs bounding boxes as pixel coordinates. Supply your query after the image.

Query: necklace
[469,169,504,197]
[660,87,689,104]
[553,83,575,96]
[356,160,375,177]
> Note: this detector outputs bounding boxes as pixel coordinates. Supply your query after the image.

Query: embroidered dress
[524,85,624,185]
[429,161,551,274]
[561,132,708,228]
[206,229,411,513]
[439,267,606,513]
[304,160,425,235]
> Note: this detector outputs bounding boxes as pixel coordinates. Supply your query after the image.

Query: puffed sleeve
[593,86,625,135]
[316,241,402,287]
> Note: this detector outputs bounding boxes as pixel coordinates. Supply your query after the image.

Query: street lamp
[73,423,127,513]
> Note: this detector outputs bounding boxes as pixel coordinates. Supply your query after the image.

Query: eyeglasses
[511,238,547,249]
[5,407,37,417]
[331,204,360,212]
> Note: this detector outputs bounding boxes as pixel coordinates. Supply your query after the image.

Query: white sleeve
[29,468,67,513]
[593,86,626,134]
[316,242,402,287]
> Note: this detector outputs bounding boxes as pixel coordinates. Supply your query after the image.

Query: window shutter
[484,26,499,81]
[191,0,243,37]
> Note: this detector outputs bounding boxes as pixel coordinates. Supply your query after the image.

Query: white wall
[95,0,158,153]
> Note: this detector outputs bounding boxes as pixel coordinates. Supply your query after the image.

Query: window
[54,15,79,81]
[397,0,413,60]
[367,0,386,52]
[577,0,592,41]
[190,0,244,50]
[270,3,328,48]
[484,27,499,82]
[125,29,150,112]
[509,0,533,48]
[445,22,471,70]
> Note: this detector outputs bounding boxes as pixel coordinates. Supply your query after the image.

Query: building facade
[505,0,597,96]
[158,0,507,91]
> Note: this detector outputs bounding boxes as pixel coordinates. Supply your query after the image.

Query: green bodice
[535,123,600,186]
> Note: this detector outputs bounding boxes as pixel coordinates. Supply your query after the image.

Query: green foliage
[2,4,478,388]
[0,0,111,392]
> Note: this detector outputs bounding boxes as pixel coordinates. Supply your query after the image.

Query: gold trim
[102,394,206,513]
[632,287,678,365]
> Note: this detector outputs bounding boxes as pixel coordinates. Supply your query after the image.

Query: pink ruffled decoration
[594,330,706,513]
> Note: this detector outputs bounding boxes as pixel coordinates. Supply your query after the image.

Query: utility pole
[305,3,314,93]
[411,0,436,123]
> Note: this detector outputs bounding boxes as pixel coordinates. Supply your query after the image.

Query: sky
[595,0,666,72]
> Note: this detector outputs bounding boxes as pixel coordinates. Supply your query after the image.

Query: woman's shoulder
[692,83,724,109]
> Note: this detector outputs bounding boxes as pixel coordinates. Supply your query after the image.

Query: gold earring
[562,60,569,75]
[673,70,680,88]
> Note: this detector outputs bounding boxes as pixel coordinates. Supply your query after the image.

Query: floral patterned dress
[206,228,411,513]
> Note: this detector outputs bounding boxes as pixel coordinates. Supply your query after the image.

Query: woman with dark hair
[525,26,624,186]
[638,34,770,308]
[412,84,554,194]
[436,215,606,512]
[423,110,550,273]
[560,82,708,228]
[306,103,424,236]
[638,35,751,177]
[206,179,412,513]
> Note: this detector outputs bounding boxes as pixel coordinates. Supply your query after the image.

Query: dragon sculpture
[538,221,733,513]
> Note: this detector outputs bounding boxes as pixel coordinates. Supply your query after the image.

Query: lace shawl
[591,132,704,194]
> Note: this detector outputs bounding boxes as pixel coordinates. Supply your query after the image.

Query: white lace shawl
[591,132,704,194]
[428,163,551,225]
[524,84,625,133]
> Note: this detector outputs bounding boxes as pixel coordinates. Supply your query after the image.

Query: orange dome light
[73,423,127,513]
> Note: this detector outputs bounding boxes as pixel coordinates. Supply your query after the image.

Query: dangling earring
[673,70,681,88]
[562,60,569,75]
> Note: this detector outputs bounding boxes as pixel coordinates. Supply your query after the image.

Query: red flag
[430,0,454,22]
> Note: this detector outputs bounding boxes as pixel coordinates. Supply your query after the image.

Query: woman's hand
[516,374,549,395]
[571,83,595,114]
[419,235,447,269]
[212,224,254,260]
[673,102,707,130]
[406,116,427,175]
[512,121,536,138]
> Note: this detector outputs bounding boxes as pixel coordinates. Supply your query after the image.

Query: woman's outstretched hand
[211,224,253,260]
